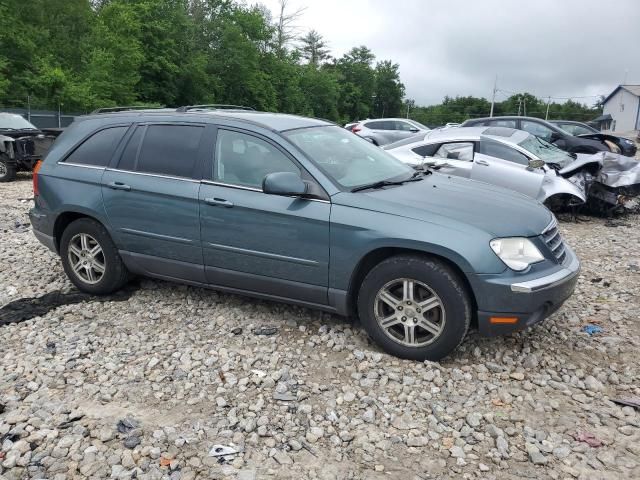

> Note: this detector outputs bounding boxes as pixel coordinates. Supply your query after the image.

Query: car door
[102,122,209,281]
[199,126,331,306]
[472,139,544,198]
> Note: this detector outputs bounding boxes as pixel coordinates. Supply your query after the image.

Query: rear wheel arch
[54,211,109,252]
[347,247,477,320]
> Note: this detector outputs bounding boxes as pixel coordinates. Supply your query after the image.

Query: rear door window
[488,119,517,128]
[64,126,128,166]
[116,124,204,178]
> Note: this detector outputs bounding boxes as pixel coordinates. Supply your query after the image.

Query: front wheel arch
[347,247,477,321]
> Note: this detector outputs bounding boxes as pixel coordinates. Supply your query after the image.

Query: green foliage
[0,0,601,125]
[411,93,600,127]
[0,0,405,121]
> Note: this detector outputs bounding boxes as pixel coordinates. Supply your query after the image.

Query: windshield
[284,126,415,189]
[518,134,574,167]
[0,114,38,130]
[555,122,597,136]
[408,119,429,130]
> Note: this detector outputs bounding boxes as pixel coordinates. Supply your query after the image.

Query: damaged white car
[384,126,640,212]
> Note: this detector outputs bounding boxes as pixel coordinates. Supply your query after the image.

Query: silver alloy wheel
[374,278,446,347]
[67,233,106,285]
[0,161,7,177]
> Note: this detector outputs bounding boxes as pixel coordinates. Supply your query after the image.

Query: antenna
[489,75,497,117]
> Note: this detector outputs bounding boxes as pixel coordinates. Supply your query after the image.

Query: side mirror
[549,132,560,143]
[263,172,307,196]
[528,159,545,169]
[409,127,420,133]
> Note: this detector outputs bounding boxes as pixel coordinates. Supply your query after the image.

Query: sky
[256,0,640,106]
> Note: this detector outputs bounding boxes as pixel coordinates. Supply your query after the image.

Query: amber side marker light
[33,160,43,196]
[489,317,518,324]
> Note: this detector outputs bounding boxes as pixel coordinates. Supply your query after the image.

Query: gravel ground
[1,174,639,480]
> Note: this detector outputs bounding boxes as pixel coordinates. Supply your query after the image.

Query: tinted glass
[521,120,554,141]
[365,121,387,130]
[434,142,474,161]
[136,125,203,178]
[64,126,128,166]
[407,119,429,130]
[215,129,300,189]
[118,126,144,171]
[480,140,529,166]
[555,123,595,136]
[285,126,413,189]
[395,121,416,131]
[412,143,440,157]
[489,119,516,128]
[0,113,38,130]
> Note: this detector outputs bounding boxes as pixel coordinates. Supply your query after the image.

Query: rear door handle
[475,160,490,166]
[108,181,131,191]
[204,197,234,208]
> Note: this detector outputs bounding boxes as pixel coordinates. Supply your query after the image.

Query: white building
[600,85,640,133]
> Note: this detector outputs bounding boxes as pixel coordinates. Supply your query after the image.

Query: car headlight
[623,138,634,145]
[490,238,544,271]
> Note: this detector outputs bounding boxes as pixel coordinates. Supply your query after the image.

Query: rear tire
[60,218,129,295]
[0,154,16,182]
[357,255,471,361]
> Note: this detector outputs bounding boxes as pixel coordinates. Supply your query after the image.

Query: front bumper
[472,246,580,336]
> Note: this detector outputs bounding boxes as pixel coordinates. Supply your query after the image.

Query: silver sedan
[384,126,587,207]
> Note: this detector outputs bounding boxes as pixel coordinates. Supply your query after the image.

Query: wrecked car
[384,126,587,208]
[0,113,62,182]
[385,126,640,213]
[460,116,618,156]
[549,120,637,158]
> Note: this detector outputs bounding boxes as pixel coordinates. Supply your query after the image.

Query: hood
[560,152,640,188]
[333,173,552,237]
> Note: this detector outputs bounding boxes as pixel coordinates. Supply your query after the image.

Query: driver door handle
[107,181,131,191]
[205,197,234,208]
[475,160,490,166]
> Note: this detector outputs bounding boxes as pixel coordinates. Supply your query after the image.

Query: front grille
[542,219,566,264]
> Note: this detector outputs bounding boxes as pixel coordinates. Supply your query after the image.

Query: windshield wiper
[350,172,425,192]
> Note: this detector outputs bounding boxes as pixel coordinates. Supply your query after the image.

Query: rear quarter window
[63,126,128,166]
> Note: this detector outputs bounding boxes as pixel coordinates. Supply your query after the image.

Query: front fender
[329,205,506,292]
[539,172,586,204]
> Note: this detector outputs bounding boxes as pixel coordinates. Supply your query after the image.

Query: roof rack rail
[91,106,165,114]
[176,104,255,112]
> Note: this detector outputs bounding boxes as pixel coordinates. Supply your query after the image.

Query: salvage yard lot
[1,175,639,479]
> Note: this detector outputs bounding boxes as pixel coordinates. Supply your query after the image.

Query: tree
[373,60,404,118]
[298,30,330,67]
[273,0,305,58]
[336,46,376,122]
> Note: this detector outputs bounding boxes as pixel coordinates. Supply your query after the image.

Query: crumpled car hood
[560,152,640,188]
[333,173,552,237]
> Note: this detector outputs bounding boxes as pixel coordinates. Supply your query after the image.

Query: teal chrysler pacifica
[30,107,580,360]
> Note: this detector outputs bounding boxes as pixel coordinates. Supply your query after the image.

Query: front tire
[0,154,16,182]
[357,255,471,361]
[60,218,129,294]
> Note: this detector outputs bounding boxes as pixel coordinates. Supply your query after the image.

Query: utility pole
[545,96,551,120]
[489,75,497,117]
[517,96,522,116]
[523,97,526,117]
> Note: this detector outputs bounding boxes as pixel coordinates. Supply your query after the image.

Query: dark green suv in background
[30,107,580,360]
